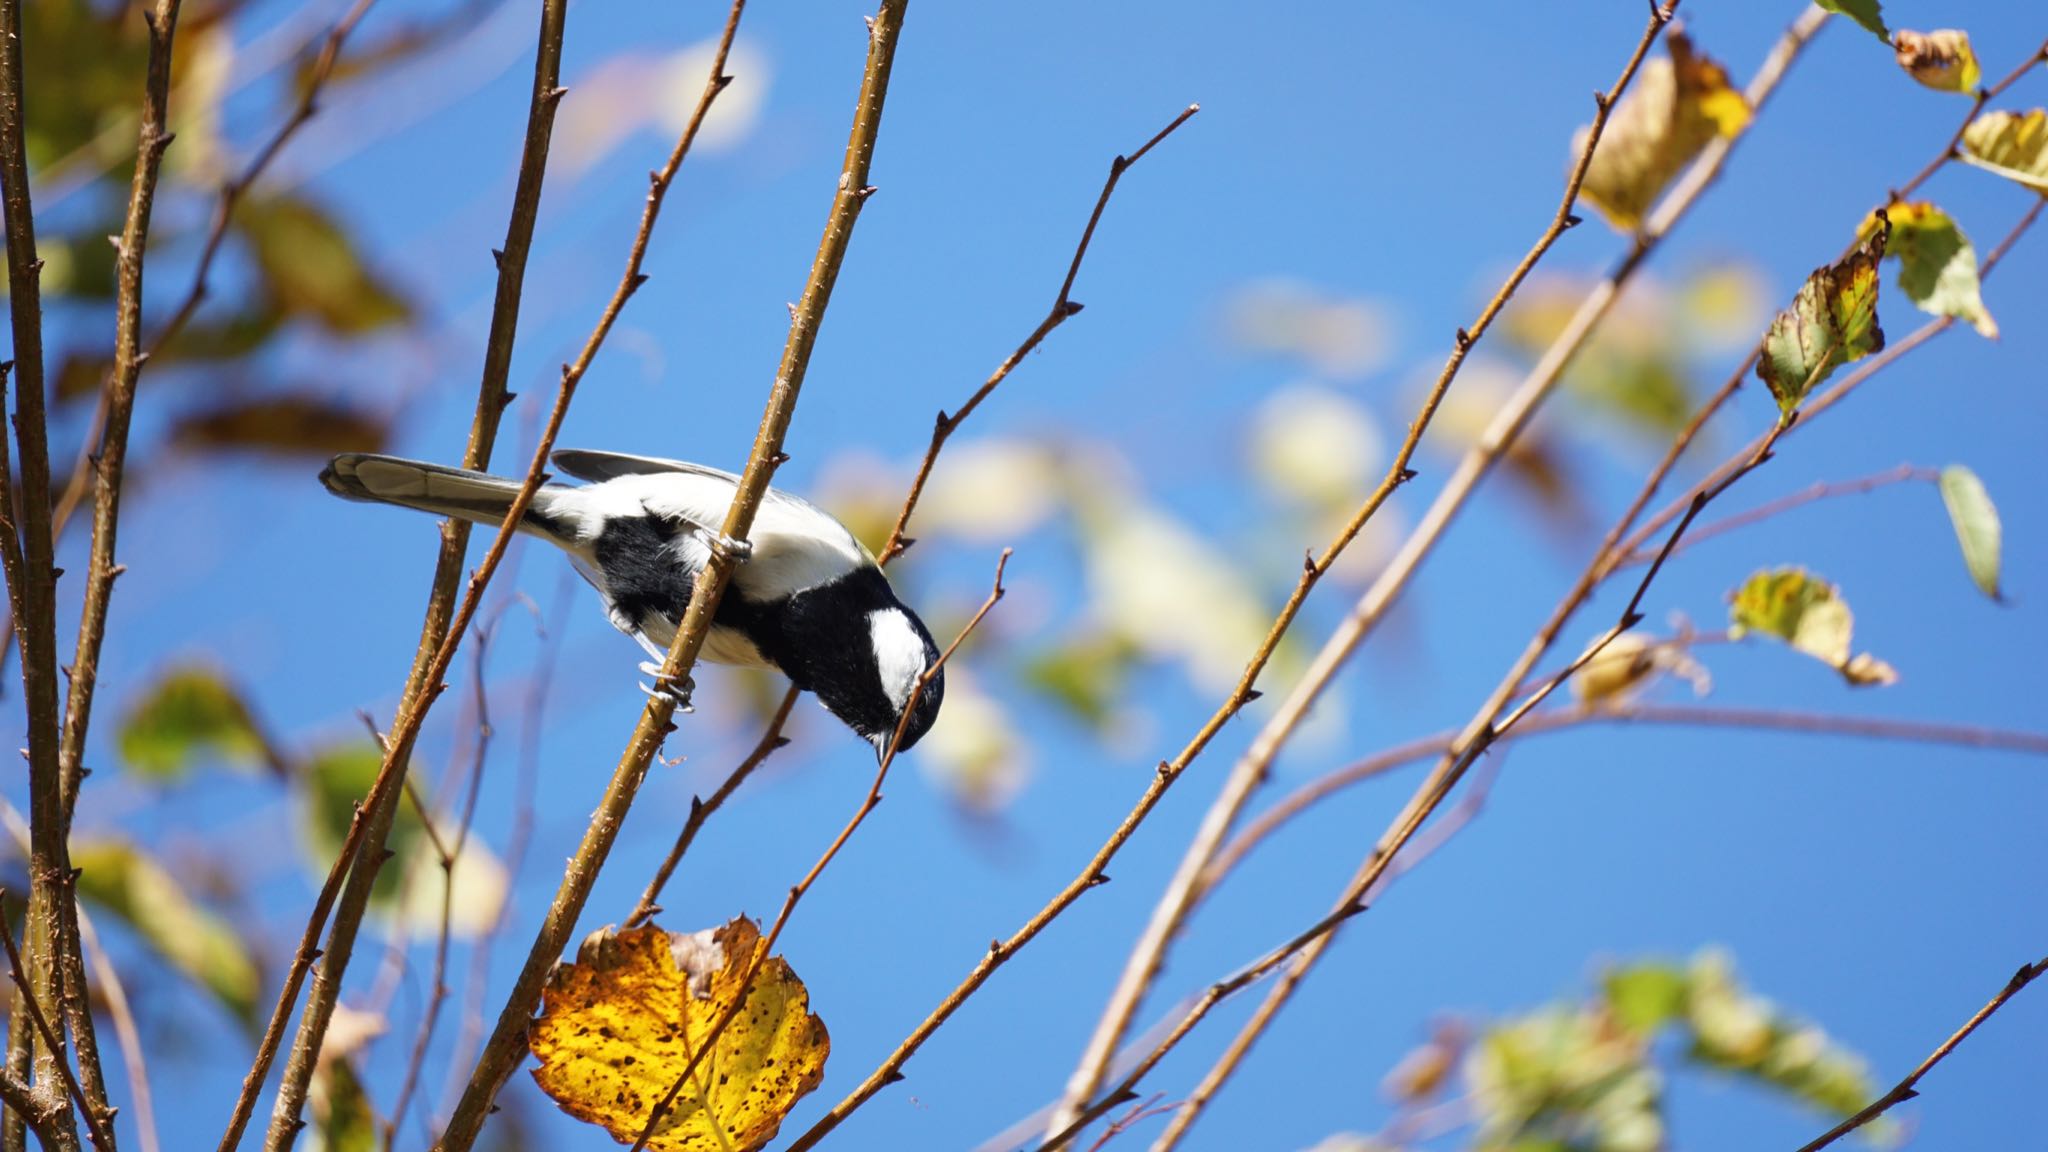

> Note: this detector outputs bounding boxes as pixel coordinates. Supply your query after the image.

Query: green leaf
[72,839,260,1025]
[1602,962,1690,1038]
[117,667,268,780]
[1938,465,2002,600]
[1818,0,1889,42]
[1757,225,1887,417]
[239,196,410,334]
[1959,109,2048,194]
[1728,567,1897,688]
[1875,203,1996,338]
[1021,633,1140,732]
[303,743,424,907]
[1893,29,1981,93]
[169,394,392,459]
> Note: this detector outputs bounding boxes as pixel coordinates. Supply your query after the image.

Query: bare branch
[1046,4,1693,1131]
[1796,955,2048,1152]
[0,895,108,1152]
[436,3,906,1145]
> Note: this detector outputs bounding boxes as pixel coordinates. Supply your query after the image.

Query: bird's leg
[639,661,696,712]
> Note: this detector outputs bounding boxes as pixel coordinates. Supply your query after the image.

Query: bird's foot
[638,661,695,712]
[697,528,753,565]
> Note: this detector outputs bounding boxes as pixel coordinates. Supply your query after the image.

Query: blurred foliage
[1958,108,2048,194]
[303,741,426,907]
[73,838,260,1026]
[1893,29,1980,93]
[1728,567,1897,687]
[1359,950,1889,1152]
[310,1059,376,1152]
[1576,28,1749,232]
[1868,202,1997,338]
[117,664,269,780]
[170,392,392,457]
[529,919,828,1152]
[1937,465,2003,600]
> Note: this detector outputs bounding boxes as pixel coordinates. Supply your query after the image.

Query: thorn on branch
[855,185,879,202]
[491,248,504,269]
[1239,689,1263,706]
[1593,91,1611,112]
[1562,213,1583,230]
[1109,154,1130,176]
[1621,612,1644,629]
[1154,761,1174,779]
[894,537,917,555]
[715,74,736,92]
[1087,872,1111,888]
[1061,300,1086,318]
[629,273,651,292]
[1303,549,1317,574]
[1454,327,1472,350]
[987,939,1003,956]
[882,1069,905,1086]
[544,86,569,105]
[1397,468,1419,484]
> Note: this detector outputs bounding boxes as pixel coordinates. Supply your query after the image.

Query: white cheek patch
[869,608,927,714]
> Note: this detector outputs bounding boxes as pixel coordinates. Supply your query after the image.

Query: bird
[320,449,944,759]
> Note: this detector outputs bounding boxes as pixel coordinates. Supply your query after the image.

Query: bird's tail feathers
[321,453,577,543]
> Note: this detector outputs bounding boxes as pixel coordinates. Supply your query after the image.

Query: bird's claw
[699,529,752,564]
[639,661,695,712]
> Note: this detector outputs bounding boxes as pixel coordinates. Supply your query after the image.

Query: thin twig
[1794,954,2048,1152]
[0,896,109,1152]
[218,1,560,1147]
[1206,702,2048,888]
[1141,180,2044,1152]
[383,619,501,1150]
[1617,463,1938,567]
[435,4,900,1146]
[436,571,569,1127]
[626,100,1199,930]
[630,549,1009,1150]
[1045,5,1687,1132]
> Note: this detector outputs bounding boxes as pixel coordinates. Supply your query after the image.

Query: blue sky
[13,0,2048,1149]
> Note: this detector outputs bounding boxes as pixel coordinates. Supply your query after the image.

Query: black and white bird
[320,450,944,759]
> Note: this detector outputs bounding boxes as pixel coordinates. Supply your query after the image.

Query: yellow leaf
[1892,29,1981,93]
[1577,28,1751,230]
[1959,108,2048,194]
[529,919,828,1152]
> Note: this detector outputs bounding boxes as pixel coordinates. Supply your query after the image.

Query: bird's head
[858,604,944,762]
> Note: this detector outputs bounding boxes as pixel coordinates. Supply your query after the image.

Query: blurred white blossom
[558,38,771,177]
[1226,278,1394,379]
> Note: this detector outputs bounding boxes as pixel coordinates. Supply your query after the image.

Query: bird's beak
[871,733,891,764]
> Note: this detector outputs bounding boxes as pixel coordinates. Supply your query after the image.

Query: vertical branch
[219,2,565,1149]
[249,2,571,1147]
[436,3,908,1146]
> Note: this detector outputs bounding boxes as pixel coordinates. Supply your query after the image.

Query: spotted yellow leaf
[1757,223,1888,417]
[529,918,828,1152]
[1577,29,1752,231]
[1959,108,2048,194]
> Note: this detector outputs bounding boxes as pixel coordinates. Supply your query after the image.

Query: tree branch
[1045,4,1695,1132]
[625,99,1199,931]
[434,3,906,1146]
[1795,954,2048,1152]
[0,896,106,1152]
[218,1,562,1147]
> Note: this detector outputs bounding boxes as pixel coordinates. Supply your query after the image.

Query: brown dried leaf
[169,395,390,458]
[529,919,828,1152]
[1577,28,1751,231]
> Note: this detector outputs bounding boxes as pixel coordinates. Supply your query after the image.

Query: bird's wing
[551,449,741,487]
[555,449,876,597]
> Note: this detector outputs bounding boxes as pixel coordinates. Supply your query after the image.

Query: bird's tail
[321,453,579,544]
